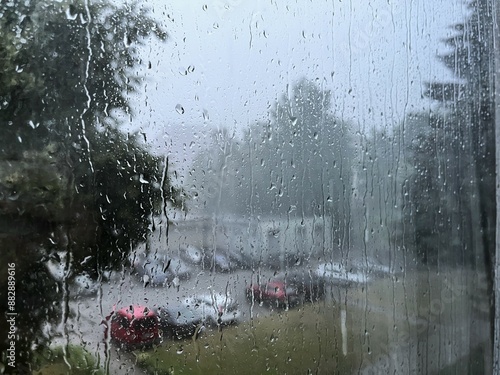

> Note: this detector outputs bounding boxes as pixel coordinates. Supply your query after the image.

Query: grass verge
[32,345,105,375]
[136,302,380,375]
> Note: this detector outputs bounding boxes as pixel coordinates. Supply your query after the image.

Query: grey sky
[123,0,468,173]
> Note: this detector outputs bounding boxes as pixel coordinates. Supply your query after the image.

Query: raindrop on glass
[175,104,185,115]
[124,33,132,48]
[65,5,78,20]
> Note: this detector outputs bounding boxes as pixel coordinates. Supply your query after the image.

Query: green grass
[32,345,105,375]
[137,270,479,375]
[137,302,370,375]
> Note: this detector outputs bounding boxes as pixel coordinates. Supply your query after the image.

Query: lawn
[137,270,478,375]
[32,345,105,375]
[136,301,392,375]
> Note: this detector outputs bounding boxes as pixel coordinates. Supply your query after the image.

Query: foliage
[0,0,182,371]
[407,0,495,268]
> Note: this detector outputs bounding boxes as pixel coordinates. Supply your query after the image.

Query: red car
[105,305,161,348]
[246,280,299,307]
[246,272,326,308]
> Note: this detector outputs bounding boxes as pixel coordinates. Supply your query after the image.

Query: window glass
[0,0,497,374]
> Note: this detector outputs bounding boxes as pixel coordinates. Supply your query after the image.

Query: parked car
[202,250,233,273]
[133,255,192,287]
[189,292,241,326]
[246,279,295,307]
[105,305,161,349]
[157,301,206,339]
[180,245,203,265]
[313,262,370,285]
[246,272,325,308]
[157,291,241,339]
[225,249,254,270]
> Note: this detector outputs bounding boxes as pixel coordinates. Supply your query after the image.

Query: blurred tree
[405,0,495,360]
[190,79,354,248]
[0,0,183,371]
[409,0,495,270]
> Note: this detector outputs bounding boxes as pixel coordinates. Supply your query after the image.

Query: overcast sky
[123,0,468,174]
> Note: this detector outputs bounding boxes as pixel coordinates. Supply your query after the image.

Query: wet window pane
[0,0,498,374]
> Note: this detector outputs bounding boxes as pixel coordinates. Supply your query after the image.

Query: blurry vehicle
[180,245,203,265]
[133,255,192,287]
[246,272,325,308]
[225,249,254,270]
[351,260,394,277]
[313,262,370,285]
[157,292,241,339]
[189,292,241,325]
[202,251,233,273]
[157,302,206,339]
[246,279,295,307]
[106,305,161,349]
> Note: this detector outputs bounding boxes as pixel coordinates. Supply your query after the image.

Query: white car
[314,263,370,285]
[187,292,241,326]
[180,245,203,265]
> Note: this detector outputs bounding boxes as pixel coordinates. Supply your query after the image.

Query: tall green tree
[0,1,183,371]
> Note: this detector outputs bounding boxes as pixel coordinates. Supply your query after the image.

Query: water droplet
[187,65,195,73]
[124,33,132,48]
[202,4,208,11]
[28,120,39,129]
[202,109,209,121]
[65,5,78,20]
[15,65,24,73]
[213,22,219,29]
[290,116,298,126]
[175,104,185,114]
[8,192,19,201]
[176,347,184,354]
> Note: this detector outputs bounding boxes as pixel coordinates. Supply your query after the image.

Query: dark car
[105,305,161,349]
[246,272,325,308]
[133,255,192,287]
